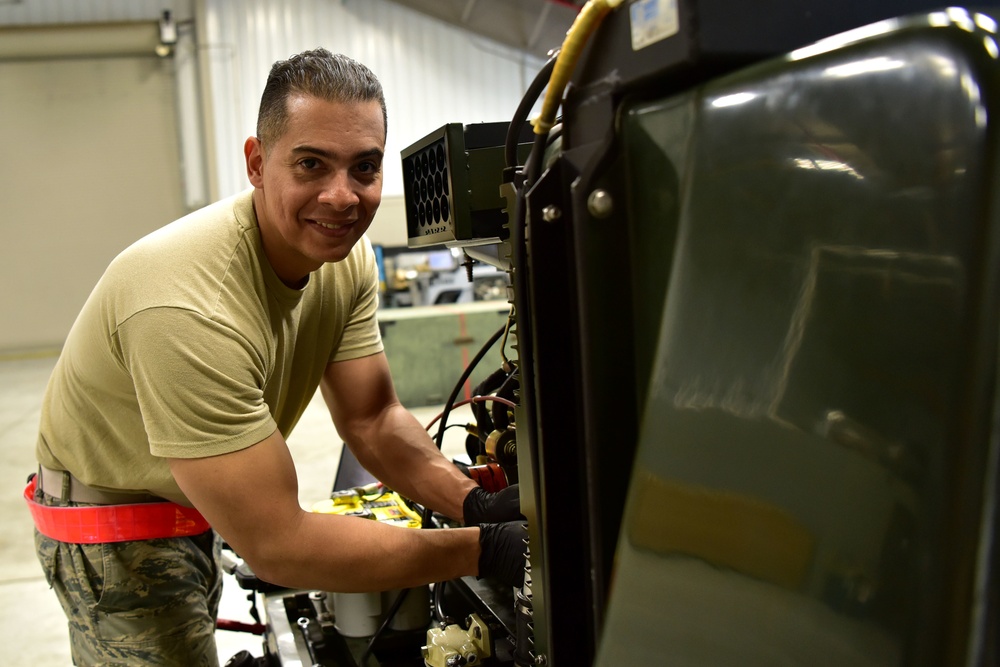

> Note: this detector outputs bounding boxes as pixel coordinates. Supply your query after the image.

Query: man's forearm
[172,432,482,593]
[251,511,481,592]
[346,403,476,520]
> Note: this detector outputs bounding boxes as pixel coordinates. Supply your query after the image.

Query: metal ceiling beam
[528,1,553,51]
[460,0,478,23]
[381,0,578,59]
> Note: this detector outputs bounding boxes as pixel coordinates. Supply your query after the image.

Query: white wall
[0,0,545,203]
[0,0,546,351]
[0,0,193,24]
[0,3,198,353]
[200,0,544,200]
[199,0,544,247]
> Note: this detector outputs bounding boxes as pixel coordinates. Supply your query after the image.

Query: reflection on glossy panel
[598,13,1000,667]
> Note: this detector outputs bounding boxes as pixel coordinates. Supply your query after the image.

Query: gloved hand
[478,521,527,588]
[463,484,522,525]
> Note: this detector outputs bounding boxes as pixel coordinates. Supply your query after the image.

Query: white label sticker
[629,0,680,51]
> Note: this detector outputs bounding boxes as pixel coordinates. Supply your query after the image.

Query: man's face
[245,95,385,287]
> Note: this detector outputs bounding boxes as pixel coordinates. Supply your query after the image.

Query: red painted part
[24,477,210,543]
[216,619,266,635]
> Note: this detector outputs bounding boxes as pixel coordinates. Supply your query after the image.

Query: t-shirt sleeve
[330,239,384,363]
[115,307,278,458]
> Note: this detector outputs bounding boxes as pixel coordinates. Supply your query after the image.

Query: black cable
[431,422,475,461]
[471,366,511,444]
[355,322,509,658]
[523,130,550,191]
[433,579,454,625]
[423,323,507,531]
[358,52,548,657]
[359,51,553,666]
[434,422,472,438]
[358,587,411,667]
[376,48,555,667]
[491,371,520,431]
[505,50,560,170]
[433,323,507,454]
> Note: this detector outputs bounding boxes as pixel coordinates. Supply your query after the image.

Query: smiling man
[248,88,386,282]
[29,49,524,666]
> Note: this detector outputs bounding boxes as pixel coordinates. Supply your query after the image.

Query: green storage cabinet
[379,302,509,408]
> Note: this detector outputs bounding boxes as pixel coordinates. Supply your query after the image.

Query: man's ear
[245,136,264,187]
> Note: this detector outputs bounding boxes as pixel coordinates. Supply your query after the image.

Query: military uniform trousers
[33,488,223,667]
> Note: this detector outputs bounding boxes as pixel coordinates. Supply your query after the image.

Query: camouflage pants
[33,489,223,667]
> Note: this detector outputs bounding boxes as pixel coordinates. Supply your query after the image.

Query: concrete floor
[0,354,474,666]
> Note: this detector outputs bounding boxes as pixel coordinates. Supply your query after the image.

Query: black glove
[463,484,522,525]
[478,522,527,588]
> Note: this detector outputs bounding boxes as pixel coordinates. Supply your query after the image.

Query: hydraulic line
[524,0,624,187]
[531,0,625,137]
[506,51,559,170]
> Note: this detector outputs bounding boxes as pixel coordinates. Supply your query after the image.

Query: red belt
[24,477,210,543]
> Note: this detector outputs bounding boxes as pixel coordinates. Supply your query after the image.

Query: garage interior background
[0,1,577,664]
[0,0,579,354]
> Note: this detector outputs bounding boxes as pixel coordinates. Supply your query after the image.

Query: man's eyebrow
[291,145,384,161]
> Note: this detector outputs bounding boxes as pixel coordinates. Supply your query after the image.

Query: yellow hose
[531,0,625,135]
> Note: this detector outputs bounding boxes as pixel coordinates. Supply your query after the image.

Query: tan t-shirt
[35,189,383,504]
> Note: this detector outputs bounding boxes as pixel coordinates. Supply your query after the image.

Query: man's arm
[320,351,477,521]
[169,430,480,592]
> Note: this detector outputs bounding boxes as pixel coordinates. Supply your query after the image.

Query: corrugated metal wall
[0,0,190,23]
[0,0,545,199]
[202,0,544,197]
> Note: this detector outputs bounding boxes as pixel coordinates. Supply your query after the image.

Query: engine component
[401,122,531,249]
[327,587,431,638]
[468,462,509,493]
[310,486,430,637]
[484,428,517,467]
[483,427,519,485]
[422,614,492,667]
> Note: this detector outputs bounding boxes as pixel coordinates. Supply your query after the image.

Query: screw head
[587,189,613,218]
[541,205,562,222]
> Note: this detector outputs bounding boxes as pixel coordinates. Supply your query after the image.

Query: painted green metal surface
[598,11,1000,666]
[380,304,509,408]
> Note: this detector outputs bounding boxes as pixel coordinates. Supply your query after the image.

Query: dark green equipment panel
[596,11,1000,666]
